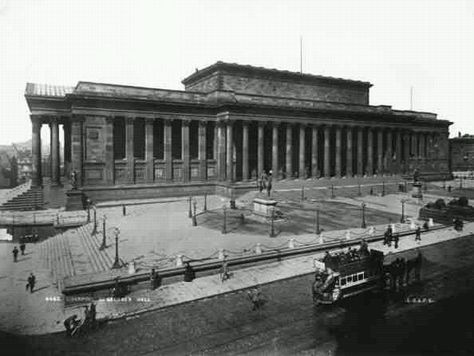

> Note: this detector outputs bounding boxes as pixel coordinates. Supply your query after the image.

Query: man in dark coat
[12,246,19,262]
[415,226,421,242]
[20,242,26,255]
[27,273,36,293]
[64,315,78,336]
[184,262,195,282]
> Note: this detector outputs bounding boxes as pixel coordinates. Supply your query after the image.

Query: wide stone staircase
[0,185,44,211]
[38,223,114,290]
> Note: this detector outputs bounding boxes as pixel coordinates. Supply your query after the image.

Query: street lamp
[222,205,227,234]
[188,196,192,218]
[315,208,321,235]
[361,202,367,228]
[358,182,362,196]
[331,184,335,199]
[112,227,121,269]
[269,208,276,237]
[382,181,385,196]
[203,193,207,211]
[92,206,97,235]
[301,186,304,201]
[400,198,408,223]
[192,199,197,226]
[86,198,91,223]
[99,215,107,250]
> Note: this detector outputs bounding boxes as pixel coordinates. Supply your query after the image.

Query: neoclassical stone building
[25,62,451,201]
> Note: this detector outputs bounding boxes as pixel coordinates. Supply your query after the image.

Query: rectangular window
[113,118,126,160]
[134,119,145,160]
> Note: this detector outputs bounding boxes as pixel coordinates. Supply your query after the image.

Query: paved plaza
[0,182,471,335]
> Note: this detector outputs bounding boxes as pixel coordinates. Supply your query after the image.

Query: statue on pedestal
[70,170,78,190]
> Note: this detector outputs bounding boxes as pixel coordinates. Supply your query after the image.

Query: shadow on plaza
[197,200,401,236]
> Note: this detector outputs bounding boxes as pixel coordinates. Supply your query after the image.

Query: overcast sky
[0,0,473,145]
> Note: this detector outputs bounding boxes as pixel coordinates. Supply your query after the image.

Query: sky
[0,0,473,145]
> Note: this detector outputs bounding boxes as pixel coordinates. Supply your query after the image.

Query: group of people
[64,302,97,336]
[383,225,399,248]
[12,242,26,262]
[385,251,422,292]
[149,268,162,290]
[322,242,369,267]
[258,171,273,197]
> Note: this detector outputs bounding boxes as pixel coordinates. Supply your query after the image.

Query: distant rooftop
[182,61,373,88]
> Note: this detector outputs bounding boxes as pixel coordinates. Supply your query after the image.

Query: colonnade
[30,115,444,187]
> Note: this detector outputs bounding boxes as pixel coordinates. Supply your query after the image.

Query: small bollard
[122,204,126,216]
[410,220,416,230]
[176,255,183,267]
[428,218,434,227]
[345,230,351,240]
[128,261,136,274]
[255,243,262,255]
[218,249,225,260]
[369,226,375,235]
[288,238,295,249]
[319,233,324,244]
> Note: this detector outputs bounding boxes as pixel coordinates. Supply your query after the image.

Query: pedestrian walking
[27,272,36,293]
[12,246,19,262]
[183,262,195,282]
[90,302,97,328]
[247,287,264,311]
[150,268,161,290]
[415,226,421,242]
[220,258,230,282]
[20,242,26,255]
[393,234,399,249]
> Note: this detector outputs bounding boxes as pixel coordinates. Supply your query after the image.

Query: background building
[450,133,474,175]
[25,62,452,201]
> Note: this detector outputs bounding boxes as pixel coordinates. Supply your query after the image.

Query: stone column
[334,125,342,177]
[71,116,84,186]
[31,119,42,187]
[411,132,418,158]
[50,118,60,185]
[386,130,393,174]
[63,122,71,179]
[272,122,279,179]
[145,118,154,183]
[213,123,218,160]
[217,120,226,181]
[257,122,264,176]
[226,121,234,182]
[403,132,410,163]
[198,121,207,181]
[324,126,331,178]
[125,117,135,184]
[105,117,115,185]
[346,126,353,177]
[299,124,306,178]
[164,119,173,181]
[357,127,363,176]
[377,128,383,175]
[395,130,402,171]
[182,119,190,183]
[426,132,432,159]
[419,132,426,159]
[367,128,373,175]
[311,125,319,178]
[286,124,293,179]
[242,122,249,181]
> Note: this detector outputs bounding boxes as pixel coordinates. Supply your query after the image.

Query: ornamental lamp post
[361,202,367,229]
[203,193,207,211]
[112,227,121,269]
[270,208,276,237]
[86,198,91,223]
[222,205,227,234]
[188,196,192,218]
[92,206,97,235]
[400,198,408,223]
[382,181,385,196]
[99,215,107,250]
[192,199,197,227]
[315,208,321,235]
[358,182,362,196]
[331,184,335,199]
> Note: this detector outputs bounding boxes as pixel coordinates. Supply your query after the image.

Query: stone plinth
[66,189,85,211]
[253,198,277,217]
[411,182,423,199]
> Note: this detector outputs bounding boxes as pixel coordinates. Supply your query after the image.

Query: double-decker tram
[312,245,385,305]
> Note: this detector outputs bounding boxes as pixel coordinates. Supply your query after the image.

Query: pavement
[0,181,471,336]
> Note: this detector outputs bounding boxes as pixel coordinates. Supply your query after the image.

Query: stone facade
[25,62,452,200]
[450,135,474,172]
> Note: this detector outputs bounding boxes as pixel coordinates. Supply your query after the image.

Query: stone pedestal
[66,189,85,211]
[253,198,277,217]
[411,182,423,199]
